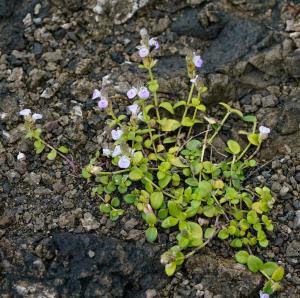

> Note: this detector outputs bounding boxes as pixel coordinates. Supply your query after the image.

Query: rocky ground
[0,0,300,297]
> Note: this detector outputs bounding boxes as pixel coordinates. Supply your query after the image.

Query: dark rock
[185,254,263,297]
[203,17,266,73]
[1,233,166,297]
[0,0,17,18]
[171,7,227,40]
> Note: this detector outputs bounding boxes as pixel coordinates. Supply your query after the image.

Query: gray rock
[185,254,263,297]
[285,50,300,78]
[295,210,300,229]
[280,185,290,197]
[42,50,63,62]
[286,240,300,257]
[0,0,17,17]
[271,181,281,193]
[80,212,100,231]
[261,95,278,108]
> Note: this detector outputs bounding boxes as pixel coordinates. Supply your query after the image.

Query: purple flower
[128,103,139,115]
[112,145,121,157]
[32,113,43,121]
[138,87,150,99]
[193,54,203,68]
[259,126,271,140]
[149,38,159,50]
[19,109,31,116]
[118,155,130,169]
[98,99,108,110]
[111,129,123,141]
[138,46,149,58]
[127,87,137,99]
[190,75,199,84]
[259,293,270,298]
[92,89,101,99]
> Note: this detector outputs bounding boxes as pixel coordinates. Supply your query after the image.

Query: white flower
[112,145,122,157]
[17,152,26,161]
[127,104,140,115]
[92,89,101,99]
[32,113,43,121]
[19,109,31,116]
[111,129,123,141]
[140,28,148,38]
[149,38,159,50]
[118,155,131,169]
[102,148,111,157]
[259,126,271,140]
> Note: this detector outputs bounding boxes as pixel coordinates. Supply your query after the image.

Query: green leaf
[196,104,206,111]
[188,221,203,247]
[132,151,143,165]
[261,262,279,278]
[168,201,182,218]
[247,133,260,146]
[124,194,136,204]
[218,229,229,240]
[227,140,241,155]
[47,149,57,160]
[203,205,216,218]
[243,115,257,123]
[230,238,243,248]
[272,266,284,282]
[145,227,158,243]
[204,227,215,239]
[58,146,69,153]
[247,255,263,273]
[145,213,157,226]
[150,192,164,210]
[129,167,144,181]
[144,104,154,121]
[111,197,120,208]
[181,116,194,127]
[186,139,201,151]
[168,155,188,168]
[159,102,174,114]
[159,175,172,188]
[165,262,176,276]
[235,251,249,264]
[185,177,199,187]
[195,181,212,198]
[173,100,186,109]
[161,216,179,228]
[99,203,111,214]
[158,208,168,220]
[148,80,159,92]
[247,210,258,224]
[34,140,45,154]
[157,118,181,132]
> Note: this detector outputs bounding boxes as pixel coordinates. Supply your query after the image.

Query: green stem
[199,125,210,182]
[237,121,257,161]
[143,176,176,199]
[208,111,230,145]
[177,83,195,141]
[96,169,130,175]
[141,101,158,156]
[187,89,201,140]
[148,68,161,121]
[212,194,230,222]
[39,138,71,163]
[230,155,236,187]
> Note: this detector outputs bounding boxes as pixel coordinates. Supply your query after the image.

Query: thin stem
[96,169,130,175]
[212,194,230,222]
[143,176,176,199]
[208,111,230,145]
[177,83,195,141]
[247,144,261,160]
[186,89,201,140]
[199,125,210,182]
[230,154,236,187]
[237,121,257,161]
[148,68,161,121]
